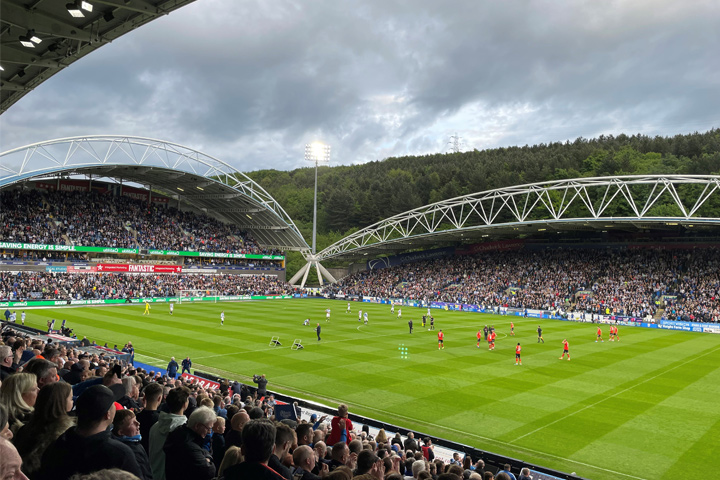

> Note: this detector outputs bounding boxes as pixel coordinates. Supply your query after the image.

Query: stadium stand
[0,188,280,255]
[0,272,291,301]
[323,247,720,323]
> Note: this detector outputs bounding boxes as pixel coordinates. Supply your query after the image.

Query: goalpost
[178,289,219,304]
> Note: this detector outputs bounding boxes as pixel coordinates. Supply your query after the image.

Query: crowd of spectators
[324,247,720,323]
[0,325,511,480]
[0,189,280,255]
[0,273,291,301]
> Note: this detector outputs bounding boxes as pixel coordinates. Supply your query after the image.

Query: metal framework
[318,175,720,262]
[0,0,197,114]
[0,135,309,250]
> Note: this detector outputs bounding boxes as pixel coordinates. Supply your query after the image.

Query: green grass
[21,299,720,480]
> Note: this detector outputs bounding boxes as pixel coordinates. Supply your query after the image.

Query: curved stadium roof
[0,135,310,251]
[0,0,197,114]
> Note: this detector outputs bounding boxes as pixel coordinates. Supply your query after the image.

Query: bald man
[226,410,250,448]
[293,445,326,479]
[0,437,27,480]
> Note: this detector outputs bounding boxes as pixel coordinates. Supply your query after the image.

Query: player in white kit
[346,302,351,313]
[220,311,225,325]
[358,310,363,322]
[397,308,402,319]
[363,312,369,324]
[169,303,174,315]
[325,308,331,322]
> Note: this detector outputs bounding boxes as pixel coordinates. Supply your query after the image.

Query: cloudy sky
[1,0,718,172]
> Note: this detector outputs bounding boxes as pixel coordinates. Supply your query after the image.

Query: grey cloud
[2,0,718,173]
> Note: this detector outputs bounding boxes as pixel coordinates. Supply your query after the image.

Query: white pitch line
[511,343,720,444]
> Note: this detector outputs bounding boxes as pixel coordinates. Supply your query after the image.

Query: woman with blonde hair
[0,373,36,434]
[217,445,242,479]
[14,382,75,478]
[375,428,388,444]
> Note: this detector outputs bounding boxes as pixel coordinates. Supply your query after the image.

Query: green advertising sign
[0,242,284,260]
[0,295,292,308]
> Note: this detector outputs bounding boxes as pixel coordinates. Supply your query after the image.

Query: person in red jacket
[327,404,353,446]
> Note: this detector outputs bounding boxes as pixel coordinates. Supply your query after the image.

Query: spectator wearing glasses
[0,346,15,381]
[163,406,217,480]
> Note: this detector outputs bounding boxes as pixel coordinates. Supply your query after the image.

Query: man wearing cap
[36,385,143,480]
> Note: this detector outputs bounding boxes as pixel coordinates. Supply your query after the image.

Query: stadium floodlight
[66,2,84,17]
[305,142,330,254]
[288,142,337,288]
[19,30,42,48]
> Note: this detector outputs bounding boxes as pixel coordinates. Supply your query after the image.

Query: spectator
[0,404,12,440]
[327,404,353,446]
[268,422,295,480]
[112,409,153,480]
[356,450,385,479]
[212,417,227,469]
[36,385,143,480]
[0,373,36,434]
[217,446,243,479]
[163,406,217,480]
[496,464,516,480]
[225,410,249,448]
[13,382,74,478]
[148,386,190,480]
[22,359,58,390]
[222,418,286,480]
[0,437,27,480]
[292,445,325,479]
[518,468,532,480]
[0,345,15,381]
[404,432,418,452]
[136,383,163,454]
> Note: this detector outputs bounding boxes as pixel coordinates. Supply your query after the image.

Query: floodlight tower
[288,142,338,288]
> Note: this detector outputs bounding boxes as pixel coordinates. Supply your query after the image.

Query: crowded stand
[325,247,720,323]
[0,189,280,256]
[0,272,291,301]
[0,322,518,480]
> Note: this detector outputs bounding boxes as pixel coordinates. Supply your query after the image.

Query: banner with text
[0,242,284,261]
[96,263,183,273]
[181,373,221,390]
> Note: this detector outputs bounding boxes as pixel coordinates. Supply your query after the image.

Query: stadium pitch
[22,299,720,480]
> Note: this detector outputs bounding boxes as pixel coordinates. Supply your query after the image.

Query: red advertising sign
[96,264,182,273]
[35,179,108,194]
[120,185,170,203]
[456,239,525,256]
[181,373,221,390]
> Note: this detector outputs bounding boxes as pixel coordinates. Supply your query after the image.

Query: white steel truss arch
[0,135,309,250]
[318,175,720,261]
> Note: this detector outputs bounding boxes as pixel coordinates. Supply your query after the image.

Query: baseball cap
[75,385,115,423]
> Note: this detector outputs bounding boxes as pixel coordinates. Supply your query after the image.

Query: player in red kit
[596,326,603,342]
[614,325,619,341]
[438,330,444,350]
[510,322,515,336]
[476,330,482,348]
[489,330,496,350]
[559,339,570,360]
[515,343,522,365]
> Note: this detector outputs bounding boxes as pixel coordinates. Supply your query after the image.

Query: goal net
[178,289,218,304]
